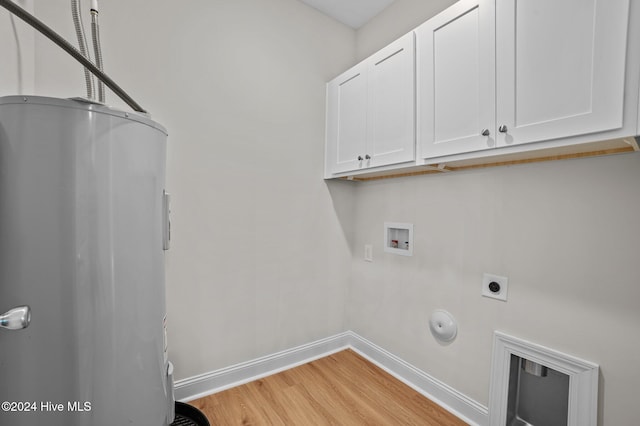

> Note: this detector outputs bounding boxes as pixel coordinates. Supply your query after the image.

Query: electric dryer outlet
[482,273,508,301]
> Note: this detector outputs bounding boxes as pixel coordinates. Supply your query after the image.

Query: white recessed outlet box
[384,222,413,256]
[482,273,508,301]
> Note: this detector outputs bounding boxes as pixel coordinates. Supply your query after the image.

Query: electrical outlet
[482,273,508,301]
[364,244,373,262]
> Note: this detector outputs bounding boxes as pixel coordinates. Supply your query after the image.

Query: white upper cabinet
[416,0,496,159]
[418,0,633,161]
[327,0,638,178]
[496,0,629,147]
[366,33,416,169]
[325,33,415,177]
[326,63,367,175]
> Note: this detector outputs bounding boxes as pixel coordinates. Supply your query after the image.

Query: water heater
[0,96,174,425]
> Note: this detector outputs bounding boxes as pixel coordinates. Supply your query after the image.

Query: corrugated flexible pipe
[0,0,146,113]
[71,0,94,100]
[9,12,23,93]
[90,0,104,103]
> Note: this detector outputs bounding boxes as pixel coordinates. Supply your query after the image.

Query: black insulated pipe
[0,0,147,113]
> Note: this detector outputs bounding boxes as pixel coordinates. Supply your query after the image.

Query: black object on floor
[171,401,210,426]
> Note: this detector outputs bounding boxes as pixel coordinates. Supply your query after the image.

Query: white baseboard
[174,331,488,426]
[348,332,488,426]
[174,332,351,402]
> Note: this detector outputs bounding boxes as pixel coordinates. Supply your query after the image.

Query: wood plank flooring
[189,349,468,425]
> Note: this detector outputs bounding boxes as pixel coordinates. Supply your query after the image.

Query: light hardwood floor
[189,349,468,425]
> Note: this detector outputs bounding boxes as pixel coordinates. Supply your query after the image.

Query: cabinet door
[416,0,496,159]
[496,0,630,147]
[325,63,368,175]
[366,32,415,168]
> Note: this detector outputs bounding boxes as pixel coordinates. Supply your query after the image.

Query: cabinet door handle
[498,125,508,133]
[357,156,363,161]
[481,129,490,136]
[365,154,371,160]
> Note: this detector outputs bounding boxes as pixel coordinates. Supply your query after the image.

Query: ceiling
[299,0,396,29]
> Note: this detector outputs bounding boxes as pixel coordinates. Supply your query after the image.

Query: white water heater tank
[0,96,174,425]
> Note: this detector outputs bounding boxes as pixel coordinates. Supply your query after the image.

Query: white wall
[32,0,357,380]
[349,2,640,425]
[347,155,640,425]
[0,0,34,95]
